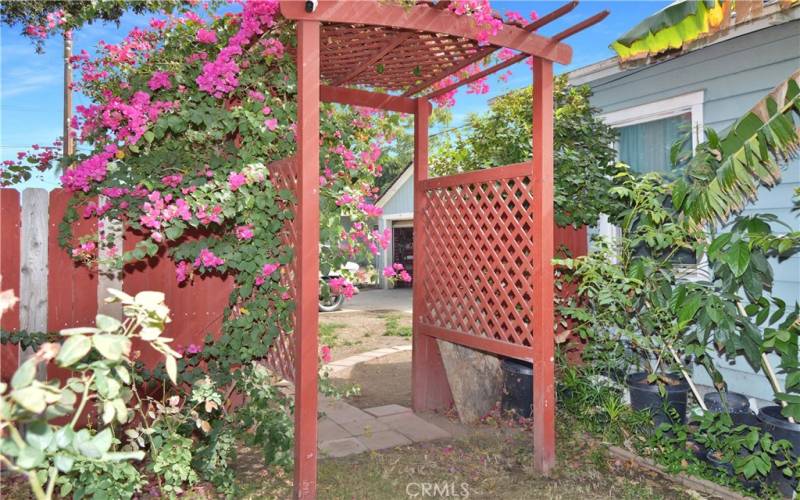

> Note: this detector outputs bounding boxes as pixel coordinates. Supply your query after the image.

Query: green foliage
[674,70,800,225]
[233,364,294,468]
[382,314,412,337]
[556,168,708,379]
[67,459,145,500]
[557,362,651,444]
[0,329,58,352]
[0,289,179,500]
[151,433,198,498]
[431,76,622,228]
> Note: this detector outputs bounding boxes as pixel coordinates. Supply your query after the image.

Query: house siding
[381,175,414,215]
[580,20,800,400]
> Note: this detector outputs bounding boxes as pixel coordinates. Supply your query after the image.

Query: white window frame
[601,90,705,150]
[597,90,708,281]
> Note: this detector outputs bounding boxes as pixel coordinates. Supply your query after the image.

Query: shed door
[392,226,413,288]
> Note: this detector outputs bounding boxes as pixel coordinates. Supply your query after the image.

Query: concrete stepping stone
[319,437,367,458]
[364,404,412,418]
[319,398,374,424]
[339,418,390,436]
[377,412,451,442]
[357,430,412,451]
[317,417,350,443]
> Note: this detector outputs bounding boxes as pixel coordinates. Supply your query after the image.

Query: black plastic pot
[704,391,758,427]
[501,358,532,418]
[626,372,689,427]
[757,405,800,497]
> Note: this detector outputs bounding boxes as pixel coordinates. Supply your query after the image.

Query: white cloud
[1,67,60,99]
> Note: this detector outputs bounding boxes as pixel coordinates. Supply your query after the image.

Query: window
[617,113,691,175]
[596,90,707,277]
[601,90,705,172]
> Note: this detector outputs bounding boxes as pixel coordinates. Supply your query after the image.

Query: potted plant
[557,169,710,427]
[700,215,800,496]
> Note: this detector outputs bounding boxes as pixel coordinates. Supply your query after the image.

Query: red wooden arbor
[274,1,607,497]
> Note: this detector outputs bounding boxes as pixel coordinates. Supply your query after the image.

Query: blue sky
[1,1,670,190]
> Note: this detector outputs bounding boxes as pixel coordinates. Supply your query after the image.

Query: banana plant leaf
[610,0,725,61]
[673,69,800,226]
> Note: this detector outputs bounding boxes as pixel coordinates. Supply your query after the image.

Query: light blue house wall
[571,13,800,400]
[376,167,415,288]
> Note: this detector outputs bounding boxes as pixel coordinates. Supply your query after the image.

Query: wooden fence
[0,188,233,381]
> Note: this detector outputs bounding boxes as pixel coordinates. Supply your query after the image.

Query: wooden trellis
[275,1,608,497]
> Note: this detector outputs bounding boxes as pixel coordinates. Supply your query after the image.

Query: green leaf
[11,386,47,413]
[135,291,165,307]
[165,356,178,385]
[11,359,37,389]
[54,454,74,473]
[25,421,53,451]
[16,446,45,469]
[92,335,131,361]
[95,314,122,333]
[56,335,92,367]
[722,241,750,277]
[91,428,113,455]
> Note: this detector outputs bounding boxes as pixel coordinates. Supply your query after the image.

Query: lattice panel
[421,175,536,347]
[264,157,297,382]
[319,23,483,90]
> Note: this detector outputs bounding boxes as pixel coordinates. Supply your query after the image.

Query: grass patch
[235,421,693,499]
[382,314,411,338]
[319,322,346,347]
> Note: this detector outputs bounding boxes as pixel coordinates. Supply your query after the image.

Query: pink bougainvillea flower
[336,194,353,206]
[320,345,332,364]
[261,106,271,115]
[194,248,224,268]
[228,172,247,191]
[261,262,280,276]
[383,266,397,278]
[186,343,203,354]
[161,173,183,187]
[264,118,278,131]
[148,71,172,91]
[196,28,217,44]
[399,270,412,282]
[328,277,356,299]
[236,224,254,240]
[248,90,265,102]
[176,260,191,283]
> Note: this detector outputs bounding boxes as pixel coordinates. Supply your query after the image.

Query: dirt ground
[319,310,411,362]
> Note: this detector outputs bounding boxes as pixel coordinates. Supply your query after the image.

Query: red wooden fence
[0,188,233,380]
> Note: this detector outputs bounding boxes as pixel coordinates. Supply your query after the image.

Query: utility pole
[63,31,74,160]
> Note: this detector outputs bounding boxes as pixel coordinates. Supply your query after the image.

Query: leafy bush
[0,289,180,500]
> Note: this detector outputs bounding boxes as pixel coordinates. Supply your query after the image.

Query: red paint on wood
[47,189,99,383]
[1,189,21,381]
[531,57,556,475]
[293,19,320,500]
[320,86,420,114]
[122,231,233,369]
[279,1,573,64]
[412,98,454,413]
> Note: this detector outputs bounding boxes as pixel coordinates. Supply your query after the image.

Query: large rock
[437,340,503,423]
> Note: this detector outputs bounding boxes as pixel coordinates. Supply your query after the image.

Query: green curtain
[617,113,691,174]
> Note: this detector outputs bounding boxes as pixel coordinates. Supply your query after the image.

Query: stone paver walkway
[316,346,450,458]
[317,397,450,457]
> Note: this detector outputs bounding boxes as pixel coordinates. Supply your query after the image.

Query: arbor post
[411,98,452,412]
[531,56,556,475]
[294,19,320,499]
